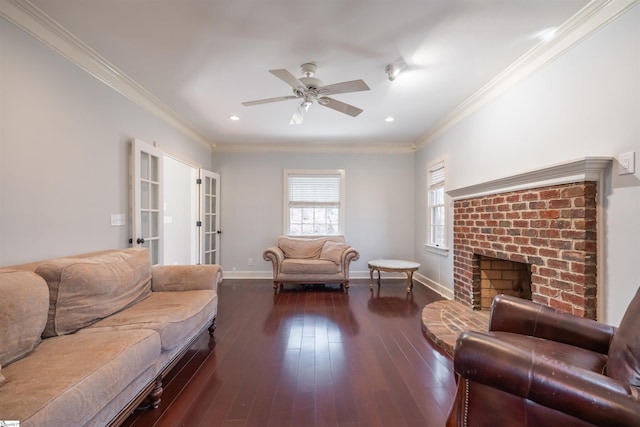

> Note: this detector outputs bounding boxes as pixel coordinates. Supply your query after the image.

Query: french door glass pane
[150,240,158,265]
[150,183,159,210]
[151,212,159,237]
[150,155,158,181]
[141,182,149,209]
[141,152,149,180]
[141,212,149,238]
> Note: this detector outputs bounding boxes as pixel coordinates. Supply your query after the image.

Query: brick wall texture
[453,181,598,319]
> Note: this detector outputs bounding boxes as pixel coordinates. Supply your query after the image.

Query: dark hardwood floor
[122,279,456,427]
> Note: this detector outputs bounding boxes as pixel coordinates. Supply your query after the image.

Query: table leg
[369,267,374,289]
[406,271,414,293]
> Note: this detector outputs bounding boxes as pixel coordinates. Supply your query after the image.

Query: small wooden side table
[368,259,420,293]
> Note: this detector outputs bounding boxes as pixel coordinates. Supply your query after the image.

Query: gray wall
[414,5,640,325]
[0,18,213,264]
[212,151,415,276]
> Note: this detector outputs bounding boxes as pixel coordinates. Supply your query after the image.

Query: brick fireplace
[448,158,611,320]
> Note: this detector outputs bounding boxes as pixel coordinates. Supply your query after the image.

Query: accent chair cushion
[0,269,49,365]
[35,248,152,337]
[606,286,640,386]
[280,259,341,274]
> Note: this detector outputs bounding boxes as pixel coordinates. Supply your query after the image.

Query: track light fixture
[385,63,401,81]
[385,58,407,81]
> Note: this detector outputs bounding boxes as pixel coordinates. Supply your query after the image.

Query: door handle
[216,230,222,234]
[137,237,145,244]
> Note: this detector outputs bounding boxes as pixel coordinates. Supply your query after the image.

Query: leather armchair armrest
[151,264,222,292]
[490,294,615,354]
[454,331,640,427]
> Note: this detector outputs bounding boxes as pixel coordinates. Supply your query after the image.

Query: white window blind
[288,174,341,205]
[284,170,345,236]
[429,164,445,186]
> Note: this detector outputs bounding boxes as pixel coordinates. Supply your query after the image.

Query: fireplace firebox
[477,255,532,310]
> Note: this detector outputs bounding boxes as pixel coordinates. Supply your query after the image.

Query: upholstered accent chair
[446,291,640,427]
[263,235,359,291]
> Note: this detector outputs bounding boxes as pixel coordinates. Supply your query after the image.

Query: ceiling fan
[242,63,370,125]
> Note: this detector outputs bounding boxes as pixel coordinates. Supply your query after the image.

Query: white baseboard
[221,269,407,280]
[413,273,454,300]
[221,269,455,300]
[222,270,272,280]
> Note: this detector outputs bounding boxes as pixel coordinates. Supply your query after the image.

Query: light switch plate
[618,151,635,175]
[110,213,126,227]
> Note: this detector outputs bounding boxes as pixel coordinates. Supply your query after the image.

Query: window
[284,169,345,236]
[427,159,447,250]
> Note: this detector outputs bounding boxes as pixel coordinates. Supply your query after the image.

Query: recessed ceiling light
[385,116,395,122]
[229,115,240,121]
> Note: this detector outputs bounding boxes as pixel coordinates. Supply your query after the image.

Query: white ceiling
[20,0,597,151]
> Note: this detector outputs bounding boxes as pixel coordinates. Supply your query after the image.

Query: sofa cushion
[35,248,152,337]
[0,328,160,426]
[0,365,5,388]
[320,241,349,264]
[278,236,328,259]
[86,290,217,351]
[606,286,640,386]
[281,258,341,275]
[0,269,49,365]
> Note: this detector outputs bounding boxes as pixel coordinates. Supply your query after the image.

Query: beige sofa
[0,248,221,427]
[263,236,359,291]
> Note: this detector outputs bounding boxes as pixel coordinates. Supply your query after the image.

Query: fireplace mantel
[447,157,612,201]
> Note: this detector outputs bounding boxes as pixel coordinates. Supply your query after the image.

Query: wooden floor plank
[122,279,455,427]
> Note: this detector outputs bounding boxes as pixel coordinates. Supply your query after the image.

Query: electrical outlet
[618,151,635,175]
[248,258,254,266]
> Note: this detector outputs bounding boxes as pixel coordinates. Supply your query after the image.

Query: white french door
[131,138,164,265]
[199,169,220,265]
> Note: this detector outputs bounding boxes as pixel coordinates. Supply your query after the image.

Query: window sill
[424,244,449,256]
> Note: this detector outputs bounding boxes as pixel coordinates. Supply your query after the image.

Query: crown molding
[446,156,613,200]
[212,141,417,154]
[415,0,639,150]
[0,0,215,150]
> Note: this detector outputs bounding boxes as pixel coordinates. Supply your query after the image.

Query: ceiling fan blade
[318,79,370,96]
[319,97,363,117]
[270,69,305,91]
[242,95,298,106]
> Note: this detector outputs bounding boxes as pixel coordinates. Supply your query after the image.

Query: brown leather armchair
[446,291,640,427]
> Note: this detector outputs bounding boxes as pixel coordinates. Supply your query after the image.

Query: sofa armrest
[151,264,222,293]
[341,247,359,270]
[490,294,615,354]
[263,246,284,274]
[454,331,640,427]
